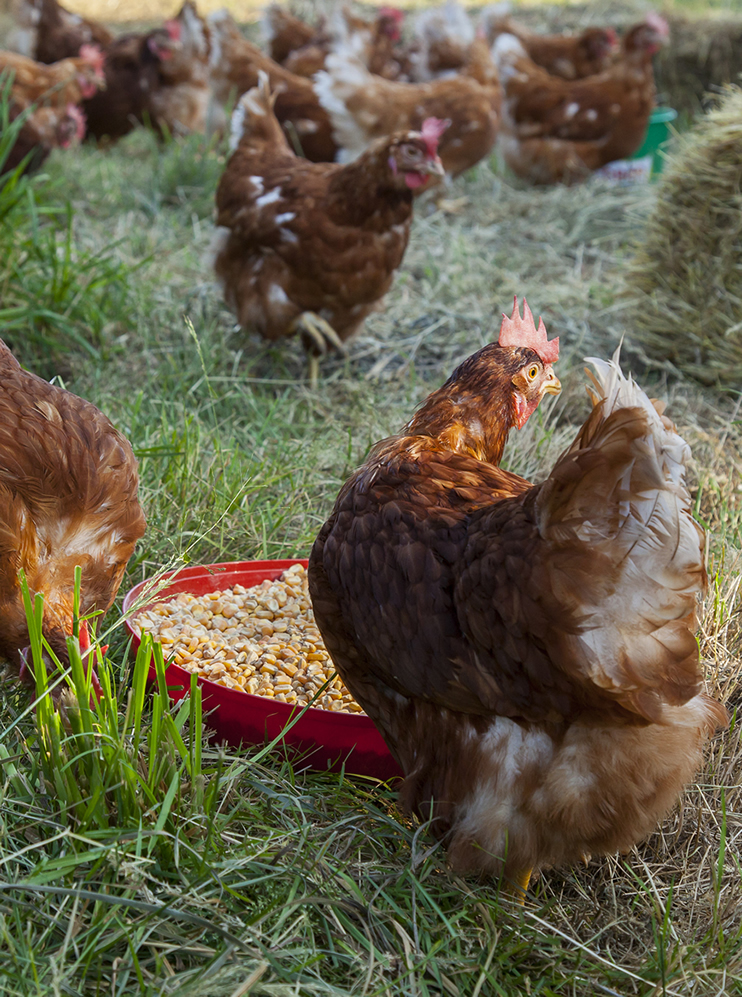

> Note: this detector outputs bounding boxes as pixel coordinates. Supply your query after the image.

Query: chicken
[148,5,218,136]
[0,45,105,110]
[314,35,500,177]
[262,4,318,66]
[3,100,85,176]
[81,27,186,142]
[480,11,618,80]
[283,6,405,81]
[206,9,338,162]
[0,339,145,693]
[493,15,669,184]
[211,75,445,386]
[9,0,113,63]
[409,0,475,81]
[309,299,727,894]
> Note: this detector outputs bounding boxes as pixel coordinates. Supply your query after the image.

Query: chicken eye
[527,364,540,380]
[402,144,422,159]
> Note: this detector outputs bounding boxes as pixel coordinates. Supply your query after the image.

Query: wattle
[404,172,427,190]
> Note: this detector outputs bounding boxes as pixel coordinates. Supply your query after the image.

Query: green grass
[1,30,742,997]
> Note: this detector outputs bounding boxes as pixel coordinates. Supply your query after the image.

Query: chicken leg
[506,868,532,905]
[289,311,346,388]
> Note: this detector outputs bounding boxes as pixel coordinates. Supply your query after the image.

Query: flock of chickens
[0,1,729,899]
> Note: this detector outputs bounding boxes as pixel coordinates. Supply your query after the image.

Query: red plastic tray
[122,559,402,781]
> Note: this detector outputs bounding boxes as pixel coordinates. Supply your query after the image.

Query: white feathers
[314,55,373,161]
[255,188,282,208]
[491,32,527,82]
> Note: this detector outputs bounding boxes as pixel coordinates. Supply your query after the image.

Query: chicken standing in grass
[212,74,445,386]
[309,299,727,895]
[0,340,145,693]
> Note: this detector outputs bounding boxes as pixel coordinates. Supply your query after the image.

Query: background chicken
[279,6,405,80]
[212,75,445,386]
[80,28,166,141]
[1,45,105,110]
[206,9,338,162]
[9,0,113,64]
[3,99,85,175]
[0,339,145,691]
[481,11,619,80]
[309,300,727,894]
[262,3,318,66]
[409,0,475,80]
[314,36,501,177]
[493,15,669,184]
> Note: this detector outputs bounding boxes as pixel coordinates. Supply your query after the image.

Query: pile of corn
[133,564,364,713]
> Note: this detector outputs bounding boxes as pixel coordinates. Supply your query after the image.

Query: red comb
[78,620,90,652]
[498,297,559,364]
[421,117,449,158]
[165,19,182,42]
[79,43,105,76]
[379,7,404,22]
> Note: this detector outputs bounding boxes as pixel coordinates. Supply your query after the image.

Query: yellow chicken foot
[506,868,532,905]
[290,311,346,388]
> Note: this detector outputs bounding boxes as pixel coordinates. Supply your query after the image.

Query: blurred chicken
[3,100,85,175]
[149,5,218,136]
[262,3,318,65]
[314,34,500,177]
[8,0,113,63]
[0,339,145,695]
[284,6,405,80]
[81,24,206,141]
[207,8,338,161]
[0,45,105,109]
[481,10,618,80]
[309,301,727,892]
[493,15,669,184]
[409,0,474,81]
[212,74,445,385]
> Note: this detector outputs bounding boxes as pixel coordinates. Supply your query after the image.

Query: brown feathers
[0,341,145,673]
[309,343,726,883]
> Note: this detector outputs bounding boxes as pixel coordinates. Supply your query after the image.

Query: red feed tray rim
[121,560,401,778]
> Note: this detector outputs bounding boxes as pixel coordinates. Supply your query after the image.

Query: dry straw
[623,86,742,390]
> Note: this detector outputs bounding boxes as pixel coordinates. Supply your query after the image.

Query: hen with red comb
[310,300,725,897]
[213,73,444,386]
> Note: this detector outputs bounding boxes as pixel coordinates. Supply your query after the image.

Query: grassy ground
[2,9,742,995]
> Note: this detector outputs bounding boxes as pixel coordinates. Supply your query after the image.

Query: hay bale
[623,86,742,388]
[657,15,742,117]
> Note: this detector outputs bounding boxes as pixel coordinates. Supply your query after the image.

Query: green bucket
[629,106,678,176]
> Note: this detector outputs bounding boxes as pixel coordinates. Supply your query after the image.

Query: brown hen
[1,45,105,110]
[493,15,669,184]
[0,341,145,690]
[314,33,501,177]
[212,74,445,386]
[481,11,618,81]
[10,0,113,64]
[309,300,727,895]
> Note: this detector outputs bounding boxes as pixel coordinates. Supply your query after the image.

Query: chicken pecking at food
[0,340,145,695]
[212,74,445,386]
[3,99,85,175]
[493,14,669,184]
[309,299,727,895]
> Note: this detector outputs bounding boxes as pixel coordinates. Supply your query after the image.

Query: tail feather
[228,71,287,153]
[536,350,707,720]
